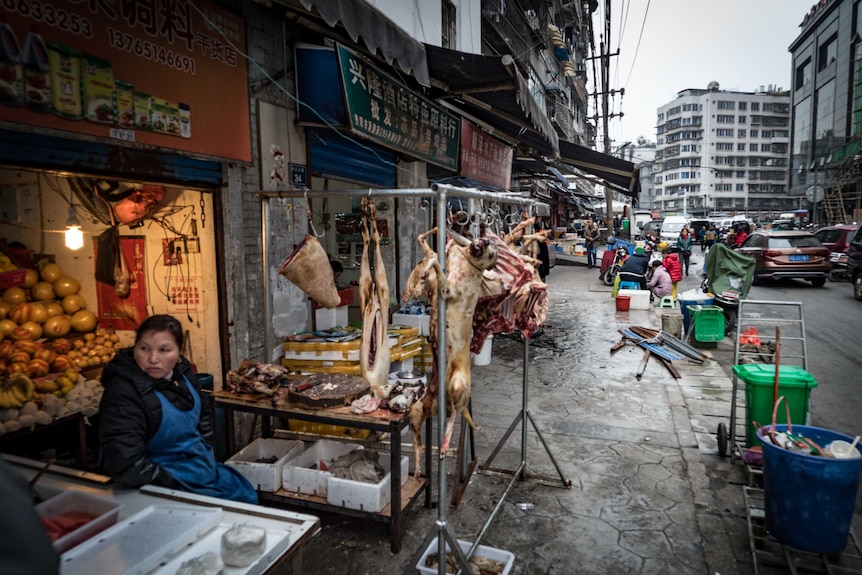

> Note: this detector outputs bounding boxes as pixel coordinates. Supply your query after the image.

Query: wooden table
[213,389,432,553]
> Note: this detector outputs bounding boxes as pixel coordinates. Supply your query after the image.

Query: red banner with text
[0,0,251,162]
[459,119,513,190]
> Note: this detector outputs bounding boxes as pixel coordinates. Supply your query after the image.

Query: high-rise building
[653,82,794,218]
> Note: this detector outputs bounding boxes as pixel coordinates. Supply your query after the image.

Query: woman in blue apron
[99,315,257,504]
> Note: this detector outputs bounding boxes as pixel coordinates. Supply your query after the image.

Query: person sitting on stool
[618,248,650,291]
[647,260,672,301]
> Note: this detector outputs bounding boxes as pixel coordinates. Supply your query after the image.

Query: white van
[659,216,689,243]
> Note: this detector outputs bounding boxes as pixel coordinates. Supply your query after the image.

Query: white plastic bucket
[472,335,493,366]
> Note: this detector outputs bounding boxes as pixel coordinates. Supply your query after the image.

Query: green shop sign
[336,44,459,170]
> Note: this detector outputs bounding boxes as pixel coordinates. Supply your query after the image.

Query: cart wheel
[716,422,728,457]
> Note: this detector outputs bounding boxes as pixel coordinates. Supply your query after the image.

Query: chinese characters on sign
[336,44,459,170]
[459,120,513,190]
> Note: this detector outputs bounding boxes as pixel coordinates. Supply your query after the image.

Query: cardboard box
[225,438,305,492]
[282,439,357,497]
[326,452,410,513]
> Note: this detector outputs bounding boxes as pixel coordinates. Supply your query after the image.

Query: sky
[595,0,817,150]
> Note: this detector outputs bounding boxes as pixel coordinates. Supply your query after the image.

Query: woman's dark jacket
[99,348,214,489]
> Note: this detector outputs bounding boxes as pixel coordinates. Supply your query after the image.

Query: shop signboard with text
[336,43,459,171]
[0,0,251,162]
[459,119,513,190]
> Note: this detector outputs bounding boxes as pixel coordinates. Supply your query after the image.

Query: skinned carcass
[359,199,392,399]
[403,227,498,476]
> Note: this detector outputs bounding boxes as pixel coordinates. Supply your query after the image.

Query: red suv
[737,230,831,287]
[814,224,858,253]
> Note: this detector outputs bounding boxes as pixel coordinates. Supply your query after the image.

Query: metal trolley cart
[715,300,816,464]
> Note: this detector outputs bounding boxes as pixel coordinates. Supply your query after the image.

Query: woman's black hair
[135,314,183,348]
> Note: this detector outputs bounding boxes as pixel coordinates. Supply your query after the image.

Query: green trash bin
[733,364,818,448]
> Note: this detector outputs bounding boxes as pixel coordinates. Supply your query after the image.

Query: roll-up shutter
[0,130,223,186]
[308,131,396,188]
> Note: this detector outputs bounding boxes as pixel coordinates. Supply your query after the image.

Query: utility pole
[601,0,614,233]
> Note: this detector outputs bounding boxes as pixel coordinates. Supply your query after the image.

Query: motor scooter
[600,238,631,286]
[702,243,756,336]
[828,250,849,282]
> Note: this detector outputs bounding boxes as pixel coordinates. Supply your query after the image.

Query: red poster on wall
[94,236,148,331]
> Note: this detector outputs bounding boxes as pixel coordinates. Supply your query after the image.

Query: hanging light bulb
[65,205,83,250]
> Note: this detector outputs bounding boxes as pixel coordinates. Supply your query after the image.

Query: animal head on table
[448,229,498,271]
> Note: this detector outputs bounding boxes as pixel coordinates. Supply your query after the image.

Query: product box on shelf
[35,490,123,554]
[326,452,410,513]
[225,438,305,492]
[281,439,357,497]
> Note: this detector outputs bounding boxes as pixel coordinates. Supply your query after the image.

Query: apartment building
[653,83,795,217]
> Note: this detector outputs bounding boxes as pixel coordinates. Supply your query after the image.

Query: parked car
[641,219,662,239]
[846,223,862,300]
[814,224,858,254]
[737,230,831,287]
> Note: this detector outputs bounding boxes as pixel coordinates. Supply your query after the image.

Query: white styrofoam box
[326,452,410,513]
[392,312,430,336]
[225,438,305,492]
[618,289,651,310]
[35,490,123,554]
[416,539,515,575]
[314,305,348,330]
[282,439,357,497]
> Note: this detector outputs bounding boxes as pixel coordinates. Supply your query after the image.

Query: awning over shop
[424,44,559,158]
[558,140,640,198]
[296,0,429,86]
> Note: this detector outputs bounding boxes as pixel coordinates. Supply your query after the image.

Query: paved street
[282,249,862,574]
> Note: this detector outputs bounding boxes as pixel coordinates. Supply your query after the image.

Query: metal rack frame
[261,183,553,574]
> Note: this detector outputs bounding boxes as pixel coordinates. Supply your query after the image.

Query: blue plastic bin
[757,425,862,554]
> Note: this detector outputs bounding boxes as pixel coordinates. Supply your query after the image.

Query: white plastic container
[314,305,348,330]
[225,438,305,492]
[281,439,357,497]
[472,335,493,366]
[392,312,430,336]
[35,490,123,554]
[416,539,515,575]
[618,288,651,310]
[326,452,410,513]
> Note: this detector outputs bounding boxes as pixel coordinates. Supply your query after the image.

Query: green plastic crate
[687,305,725,342]
[732,364,818,448]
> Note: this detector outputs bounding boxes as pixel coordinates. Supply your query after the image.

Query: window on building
[761,130,774,138]
[763,103,773,112]
[750,129,758,137]
[738,129,747,138]
[818,34,837,71]
[716,183,732,191]
[761,143,772,152]
[737,143,747,151]
[717,101,735,109]
[716,143,733,150]
[737,171,746,177]
[717,129,733,137]
[736,184,745,191]
[717,114,735,123]
[739,102,748,111]
[716,157,731,165]
[442,1,457,49]
[815,79,836,157]
[749,143,758,151]
[795,57,812,89]
[751,102,760,111]
[738,115,746,123]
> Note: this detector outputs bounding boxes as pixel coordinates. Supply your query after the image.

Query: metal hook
[304,189,325,238]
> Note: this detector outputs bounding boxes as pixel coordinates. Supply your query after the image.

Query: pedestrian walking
[584,217,599,269]
[704,226,716,252]
[677,228,693,276]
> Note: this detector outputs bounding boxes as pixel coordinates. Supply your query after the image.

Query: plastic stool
[658,296,675,308]
[619,281,640,291]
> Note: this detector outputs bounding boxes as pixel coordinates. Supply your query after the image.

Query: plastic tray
[59,505,223,575]
[35,490,123,554]
[416,539,515,575]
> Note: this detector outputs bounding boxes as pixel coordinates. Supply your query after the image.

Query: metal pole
[436,188,448,575]
[520,336,529,480]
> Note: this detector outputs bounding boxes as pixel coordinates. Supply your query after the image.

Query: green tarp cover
[705,243,756,299]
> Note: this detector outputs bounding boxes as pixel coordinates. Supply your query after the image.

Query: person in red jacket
[662,247,683,300]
